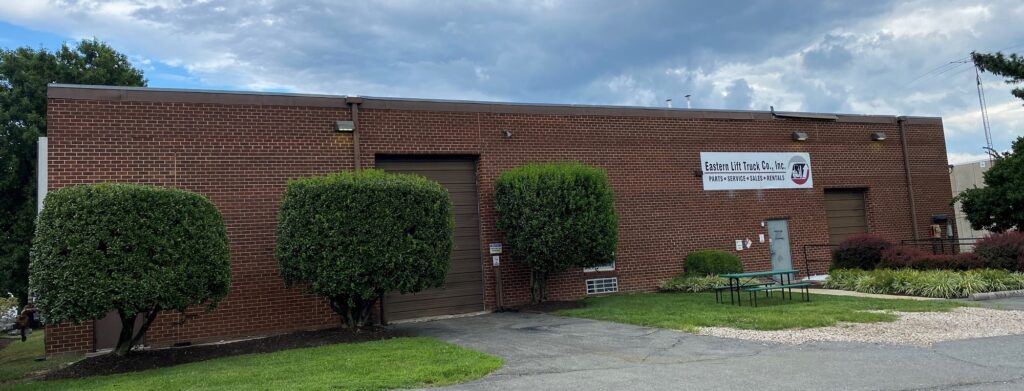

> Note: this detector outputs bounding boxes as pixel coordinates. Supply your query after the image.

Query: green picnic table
[717,269,810,307]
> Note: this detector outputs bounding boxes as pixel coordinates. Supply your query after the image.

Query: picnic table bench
[717,269,811,307]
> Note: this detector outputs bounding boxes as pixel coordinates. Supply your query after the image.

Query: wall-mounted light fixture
[871,132,887,141]
[334,121,354,132]
[791,132,809,141]
[502,129,513,138]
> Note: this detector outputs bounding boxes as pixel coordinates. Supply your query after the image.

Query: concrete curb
[967,289,1024,301]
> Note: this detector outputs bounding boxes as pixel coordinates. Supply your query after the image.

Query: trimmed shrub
[276,169,453,327]
[659,275,728,293]
[879,246,983,271]
[824,268,1024,298]
[684,250,742,276]
[831,234,892,270]
[878,245,930,269]
[974,232,1024,271]
[494,162,617,303]
[31,183,230,356]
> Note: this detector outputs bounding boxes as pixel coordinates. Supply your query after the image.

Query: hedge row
[831,233,1024,272]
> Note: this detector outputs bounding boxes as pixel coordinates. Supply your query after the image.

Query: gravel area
[698,307,1024,346]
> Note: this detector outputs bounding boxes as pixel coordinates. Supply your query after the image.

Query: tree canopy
[954,136,1024,232]
[276,169,453,328]
[972,51,1024,102]
[494,162,618,303]
[31,183,230,356]
[0,39,145,305]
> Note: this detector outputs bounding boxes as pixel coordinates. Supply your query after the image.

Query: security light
[791,132,809,141]
[871,132,887,141]
[334,121,354,132]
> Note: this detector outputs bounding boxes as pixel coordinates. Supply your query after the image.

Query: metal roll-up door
[824,189,868,244]
[375,156,484,320]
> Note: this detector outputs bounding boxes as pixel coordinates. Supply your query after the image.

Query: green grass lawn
[558,292,966,332]
[0,331,81,385]
[8,337,501,391]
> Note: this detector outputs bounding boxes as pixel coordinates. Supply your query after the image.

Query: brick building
[42,84,955,354]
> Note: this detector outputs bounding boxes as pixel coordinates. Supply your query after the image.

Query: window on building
[586,278,619,294]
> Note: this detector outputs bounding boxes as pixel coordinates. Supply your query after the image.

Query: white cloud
[605,75,657,107]
[1,0,1022,164]
[948,152,992,165]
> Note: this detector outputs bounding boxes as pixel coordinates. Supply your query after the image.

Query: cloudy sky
[2,0,1022,163]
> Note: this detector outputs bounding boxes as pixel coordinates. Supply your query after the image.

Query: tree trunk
[113,306,160,357]
[529,270,549,304]
[330,295,377,329]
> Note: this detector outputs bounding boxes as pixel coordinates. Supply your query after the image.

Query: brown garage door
[825,189,868,244]
[375,156,484,320]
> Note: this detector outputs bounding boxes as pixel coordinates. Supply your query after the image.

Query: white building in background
[950,159,993,250]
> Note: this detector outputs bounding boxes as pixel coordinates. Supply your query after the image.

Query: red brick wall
[44,90,954,354]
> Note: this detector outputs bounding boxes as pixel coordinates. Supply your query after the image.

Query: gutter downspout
[344,97,381,323]
[898,117,920,240]
[345,97,364,171]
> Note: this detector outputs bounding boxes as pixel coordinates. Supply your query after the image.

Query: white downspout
[37,137,47,213]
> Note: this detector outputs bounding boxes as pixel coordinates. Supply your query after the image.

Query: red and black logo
[789,155,811,185]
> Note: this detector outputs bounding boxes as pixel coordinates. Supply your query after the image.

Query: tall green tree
[972,51,1024,102]
[1,39,146,305]
[954,136,1024,232]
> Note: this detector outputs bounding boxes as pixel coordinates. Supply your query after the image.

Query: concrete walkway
[398,312,1024,391]
[809,288,943,300]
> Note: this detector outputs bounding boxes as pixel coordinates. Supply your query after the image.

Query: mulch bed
[45,327,409,381]
[510,300,585,313]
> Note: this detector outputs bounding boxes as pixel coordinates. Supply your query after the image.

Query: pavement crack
[640,334,684,363]
[896,374,1024,390]
[927,348,1021,371]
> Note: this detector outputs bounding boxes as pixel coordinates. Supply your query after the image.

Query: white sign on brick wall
[700,152,813,191]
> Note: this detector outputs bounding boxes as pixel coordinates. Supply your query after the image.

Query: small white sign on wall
[735,240,744,251]
[701,152,813,191]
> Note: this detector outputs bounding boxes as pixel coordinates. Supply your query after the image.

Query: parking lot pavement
[970,296,1024,311]
[398,311,1024,391]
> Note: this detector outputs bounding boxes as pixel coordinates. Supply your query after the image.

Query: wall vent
[586,277,618,295]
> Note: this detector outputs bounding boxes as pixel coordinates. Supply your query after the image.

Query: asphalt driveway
[397,311,1024,391]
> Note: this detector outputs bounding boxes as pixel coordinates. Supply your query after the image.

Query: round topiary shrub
[684,250,742,276]
[974,232,1024,271]
[494,162,617,303]
[31,183,230,356]
[276,169,453,328]
[831,234,892,270]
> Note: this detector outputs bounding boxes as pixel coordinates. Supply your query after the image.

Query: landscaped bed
[1,328,501,390]
[824,268,1024,298]
[557,292,964,332]
[6,335,501,391]
[46,327,409,380]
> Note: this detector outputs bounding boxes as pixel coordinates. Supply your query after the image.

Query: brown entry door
[375,156,484,320]
[824,189,868,244]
